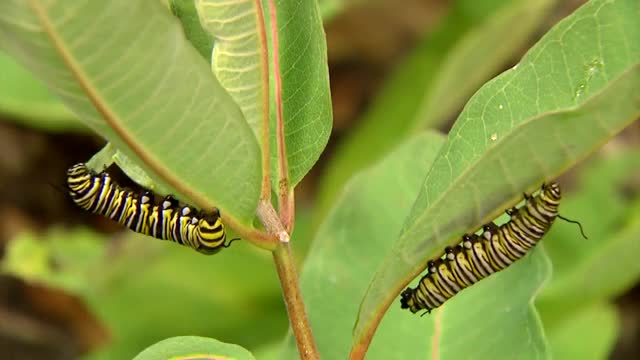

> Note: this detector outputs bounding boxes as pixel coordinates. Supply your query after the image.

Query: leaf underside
[0,0,261,223]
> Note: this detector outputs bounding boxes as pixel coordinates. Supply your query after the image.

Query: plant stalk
[257,201,319,359]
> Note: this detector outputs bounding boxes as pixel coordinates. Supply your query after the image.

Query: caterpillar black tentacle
[400,182,584,314]
[557,214,588,239]
[66,163,234,255]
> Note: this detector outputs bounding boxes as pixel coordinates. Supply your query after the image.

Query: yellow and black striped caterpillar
[400,182,586,314]
[66,163,236,254]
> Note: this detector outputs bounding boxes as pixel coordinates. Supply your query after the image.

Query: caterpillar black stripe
[400,182,586,314]
[66,163,236,254]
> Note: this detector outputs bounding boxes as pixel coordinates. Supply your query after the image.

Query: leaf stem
[255,0,271,201]
[279,185,295,233]
[273,241,318,359]
[257,203,318,359]
[268,0,294,233]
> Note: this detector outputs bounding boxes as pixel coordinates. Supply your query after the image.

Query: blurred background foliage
[0,0,638,359]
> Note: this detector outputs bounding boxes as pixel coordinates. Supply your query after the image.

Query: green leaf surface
[0,0,260,223]
[196,0,266,142]
[0,51,82,131]
[279,132,446,359]
[354,0,640,342]
[545,302,619,360]
[315,0,556,223]
[270,0,333,186]
[134,336,254,360]
[170,0,215,61]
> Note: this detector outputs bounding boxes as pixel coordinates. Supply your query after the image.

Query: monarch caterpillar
[400,182,586,314]
[66,163,237,254]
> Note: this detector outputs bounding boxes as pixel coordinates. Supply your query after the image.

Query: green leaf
[270,0,333,186]
[0,0,261,223]
[353,0,640,343]
[170,0,215,61]
[279,132,446,359]
[315,0,557,228]
[545,302,619,360]
[0,50,83,131]
[133,336,255,360]
[195,0,266,143]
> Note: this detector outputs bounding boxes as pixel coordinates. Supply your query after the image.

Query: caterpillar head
[400,288,415,311]
[198,208,220,226]
[194,208,226,255]
[543,182,561,200]
[67,163,88,177]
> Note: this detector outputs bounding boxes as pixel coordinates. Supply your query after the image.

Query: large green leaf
[134,336,255,360]
[196,0,266,143]
[315,0,556,223]
[269,0,333,186]
[354,0,640,346]
[0,0,260,223]
[279,132,446,359]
